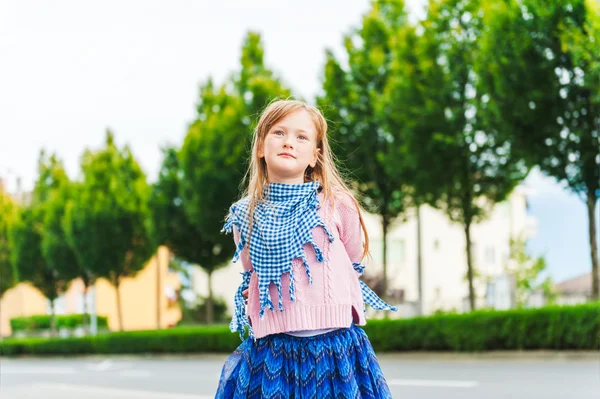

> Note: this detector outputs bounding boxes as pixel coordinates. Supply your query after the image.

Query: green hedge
[2,303,598,356]
[10,314,109,332]
[363,302,600,351]
[0,325,237,356]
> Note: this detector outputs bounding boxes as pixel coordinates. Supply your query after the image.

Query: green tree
[148,147,183,252]
[179,31,291,322]
[39,155,90,330]
[37,154,81,278]
[385,0,529,311]
[318,0,414,299]
[64,131,153,331]
[505,235,554,307]
[149,146,226,325]
[62,181,98,323]
[11,206,60,334]
[10,152,81,335]
[0,188,17,299]
[147,147,180,329]
[478,0,600,299]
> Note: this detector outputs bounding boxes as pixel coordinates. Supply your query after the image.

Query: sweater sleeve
[337,194,364,265]
[336,193,398,312]
[233,226,252,271]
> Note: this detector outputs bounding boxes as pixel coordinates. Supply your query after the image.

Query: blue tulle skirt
[215,325,392,399]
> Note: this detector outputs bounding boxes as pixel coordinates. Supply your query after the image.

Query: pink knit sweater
[233,192,367,339]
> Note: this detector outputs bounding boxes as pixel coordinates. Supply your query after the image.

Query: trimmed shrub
[10,314,109,332]
[2,303,598,356]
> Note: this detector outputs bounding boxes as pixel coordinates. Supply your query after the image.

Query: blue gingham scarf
[223,181,332,317]
[223,181,396,340]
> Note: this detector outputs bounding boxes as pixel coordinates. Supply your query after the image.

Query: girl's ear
[257,144,264,159]
[309,147,320,168]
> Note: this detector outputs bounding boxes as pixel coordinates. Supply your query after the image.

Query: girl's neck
[267,177,305,185]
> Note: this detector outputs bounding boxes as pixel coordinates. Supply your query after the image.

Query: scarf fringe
[222,183,397,341]
[352,262,398,312]
[229,270,254,340]
[222,183,334,327]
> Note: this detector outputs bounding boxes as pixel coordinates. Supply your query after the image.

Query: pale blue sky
[525,170,593,282]
[0,0,594,283]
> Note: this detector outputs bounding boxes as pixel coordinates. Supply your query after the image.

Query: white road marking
[85,359,133,372]
[28,383,214,399]
[85,359,115,371]
[94,359,113,371]
[119,369,153,378]
[388,379,479,388]
[1,367,76,374]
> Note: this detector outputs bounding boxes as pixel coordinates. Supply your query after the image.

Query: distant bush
[0,325,237,356]
[364,302,600,351]
[10,314,109,332]
[2,303,598,356]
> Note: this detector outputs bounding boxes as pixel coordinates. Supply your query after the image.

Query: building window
[485,247,496,265]
[367,239,407,272]
[367,239,383,266]
[390,239,406,265]
[502,251,509,266]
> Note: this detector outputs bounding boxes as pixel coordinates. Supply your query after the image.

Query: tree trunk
[90,284,98,336]
[586,193,599,300]
[80,272,93,335]
[465,222,476,311]
[416,205,424,315]
[381,214,390,302]
[0,293,3,340]
[206,270,214,324]
[114,277,124,332]
[82,282,89,335]
[156,252,162,330]
[50,298,57,337]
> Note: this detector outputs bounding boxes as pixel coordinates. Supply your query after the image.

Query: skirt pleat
[215,325,392,399]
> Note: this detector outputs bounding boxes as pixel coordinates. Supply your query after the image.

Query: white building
[362,186,536,316]
[191,187,536,318]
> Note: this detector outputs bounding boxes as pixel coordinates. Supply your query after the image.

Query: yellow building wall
[0,246,181,337]
[94,246,182,331]
[0,283,47,337]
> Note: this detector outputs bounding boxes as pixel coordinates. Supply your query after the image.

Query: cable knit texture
[233,191,368,339]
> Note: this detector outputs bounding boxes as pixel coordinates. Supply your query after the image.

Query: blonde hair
[240,99,370,259]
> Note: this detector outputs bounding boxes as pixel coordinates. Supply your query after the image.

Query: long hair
[240,99,370,259]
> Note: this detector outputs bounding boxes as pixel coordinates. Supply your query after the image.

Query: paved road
[1,353,598,398]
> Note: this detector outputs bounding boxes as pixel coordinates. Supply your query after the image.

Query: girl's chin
[266,168,306,182]
[268,163,302,175]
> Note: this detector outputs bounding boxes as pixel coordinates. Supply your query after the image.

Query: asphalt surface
[1,352,599,398]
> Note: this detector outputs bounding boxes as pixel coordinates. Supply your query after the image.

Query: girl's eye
[298,135,308,141]
[273,130,284,136]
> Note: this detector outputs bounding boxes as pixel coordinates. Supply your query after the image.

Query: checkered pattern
[353,262,398,311]
[223,181,397,339]
[222,181,334,320]
[229,269,254,340]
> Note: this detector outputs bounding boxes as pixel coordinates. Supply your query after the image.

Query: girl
[216,99,396,399]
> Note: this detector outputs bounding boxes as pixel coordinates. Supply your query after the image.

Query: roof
[555,273,592,295]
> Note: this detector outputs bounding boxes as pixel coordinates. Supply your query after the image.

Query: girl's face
[258,109,319,184]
